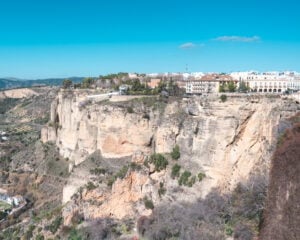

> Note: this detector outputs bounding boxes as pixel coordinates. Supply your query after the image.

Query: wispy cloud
[214,36,260,42]
[179,42,197,49]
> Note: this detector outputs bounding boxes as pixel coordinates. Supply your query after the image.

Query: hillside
[0,77,84,90]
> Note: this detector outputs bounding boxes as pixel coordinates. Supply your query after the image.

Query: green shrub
[47,216,62,234]
[142,113,150,120]
[116,165,129,179]
[24,225,35,240]
[130,162,142,171]
[178,171,192,186]
[149,153,168,172]
[220,94,227,102]
[171,145,180,160]
[225,224,233,236]
[35,234,45,240]
[107,176,116,188]
[198,172,206,182]
[188,176,196,187]
[90,168,106,175]
[144,197,154,210]
[171,164,181,179]
[86,181,97,191]
[107,165,129,188]
[68,228,82,240]
[127,106,134,113]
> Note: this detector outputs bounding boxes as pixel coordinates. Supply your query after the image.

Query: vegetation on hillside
[219,81,237,93]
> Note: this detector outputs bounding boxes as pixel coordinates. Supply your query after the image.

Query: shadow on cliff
[137,174,267,240]
[259,113,300,240]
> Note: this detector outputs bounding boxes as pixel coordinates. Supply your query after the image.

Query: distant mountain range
[0,77,84,90]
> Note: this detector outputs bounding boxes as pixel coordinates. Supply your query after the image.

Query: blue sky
[0,0,300,78]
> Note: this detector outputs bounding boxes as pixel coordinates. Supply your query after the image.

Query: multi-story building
[230,71,300,93]
[181,71,300,94]
[186,74,233,94]
[186,79,218,94]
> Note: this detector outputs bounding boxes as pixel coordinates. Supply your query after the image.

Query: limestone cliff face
[42,91,156,165]
[42,92,297,208]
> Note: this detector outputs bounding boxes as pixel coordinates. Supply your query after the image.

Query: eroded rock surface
[42,92,299,230]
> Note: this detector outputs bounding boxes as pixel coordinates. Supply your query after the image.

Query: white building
[230,71,300,93]
[185,74,237,94]
[186,79,219,94]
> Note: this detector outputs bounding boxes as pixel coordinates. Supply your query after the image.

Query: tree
[227,81,237,92]
[131,79,145,92]
[220,94,227,102]
[238,81,249,93]
[157,81,167,93]
[62,79,73,89]
[82,77,95,88]
[219,84,225,93]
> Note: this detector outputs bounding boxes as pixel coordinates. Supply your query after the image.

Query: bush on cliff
[178,170,192,186]
[220,94,227,102]
[144,197,154,210]
[171,164,181,179]
[198,172,206,181]
[171,145,180,160]
[149,153,168,172]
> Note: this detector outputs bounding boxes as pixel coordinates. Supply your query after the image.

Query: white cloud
[214,36,260,42]
[179,42,197,49]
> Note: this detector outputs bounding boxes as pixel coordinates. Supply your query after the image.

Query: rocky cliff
[259,113,300,240]
[41,91,299,239]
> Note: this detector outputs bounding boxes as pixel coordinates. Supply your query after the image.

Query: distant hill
[0,77,84,90]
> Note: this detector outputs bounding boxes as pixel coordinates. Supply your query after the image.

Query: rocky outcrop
[62,170,151,226]
[42,91,155,165]
[42,92,298,207]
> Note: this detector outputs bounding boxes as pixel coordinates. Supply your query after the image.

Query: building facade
[186,80,219,94]
[185,74,233,94]
[231,72,300,93]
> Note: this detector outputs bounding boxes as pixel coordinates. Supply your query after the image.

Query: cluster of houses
[145,71,300,95]
[0,190,26,222]
[93,71,300,96]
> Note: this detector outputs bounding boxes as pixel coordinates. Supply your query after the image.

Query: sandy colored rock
[43,93,297,205]
[0,88,38,99]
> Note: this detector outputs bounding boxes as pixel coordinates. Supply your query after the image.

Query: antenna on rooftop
[185,64,188,73]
